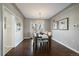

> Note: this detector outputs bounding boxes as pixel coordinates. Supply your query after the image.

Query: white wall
[51,4,79,53]
[15,17,23,46]
[2,4,24,55]
[23,18,50,39]
[23,19,31,39]
[3,8,14,55]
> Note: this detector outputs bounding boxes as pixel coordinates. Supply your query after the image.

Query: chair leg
[39,42,42,51]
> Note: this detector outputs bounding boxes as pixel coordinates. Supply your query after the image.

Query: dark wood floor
[5,39,79,56]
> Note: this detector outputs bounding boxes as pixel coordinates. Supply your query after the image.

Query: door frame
[0,4,3,56]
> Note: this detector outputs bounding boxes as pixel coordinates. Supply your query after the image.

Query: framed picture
[58,18,69,30]
[53,21,58,30]
[17,23,21,31]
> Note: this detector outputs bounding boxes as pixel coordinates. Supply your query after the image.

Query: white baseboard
[15,39,23,47]
[53,38,79,54]
[24,37,31,39]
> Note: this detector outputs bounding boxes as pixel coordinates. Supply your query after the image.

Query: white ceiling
[15,3,71,19]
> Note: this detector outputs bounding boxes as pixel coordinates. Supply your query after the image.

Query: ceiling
[15,3,71,19]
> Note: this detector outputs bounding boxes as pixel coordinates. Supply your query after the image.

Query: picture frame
[17,23,21,31]
[58,17,69,30]
[53,21,58,30]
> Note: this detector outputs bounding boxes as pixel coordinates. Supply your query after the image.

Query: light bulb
[48,32,52,36]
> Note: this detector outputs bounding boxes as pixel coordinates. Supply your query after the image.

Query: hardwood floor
[5,39,79,56]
